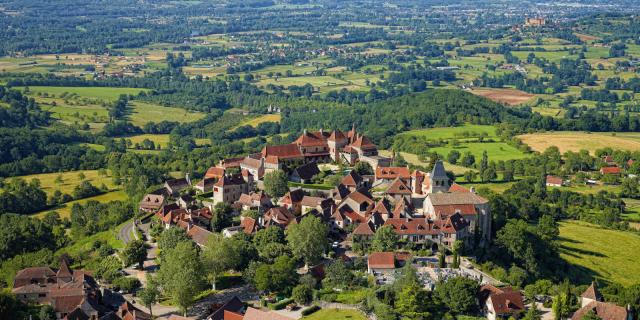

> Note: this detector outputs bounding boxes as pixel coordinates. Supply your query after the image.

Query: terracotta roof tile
[368,252,396,269]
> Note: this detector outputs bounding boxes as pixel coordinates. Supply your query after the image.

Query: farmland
[518,131,640,154]
[467,88,535,106]
[235,114,281,128]
[559,220,640,286]
[33,190,128,219]
[4,170,116,197]
[125,134,210,149]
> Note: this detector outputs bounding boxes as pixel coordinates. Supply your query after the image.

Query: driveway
[118,220,138,245]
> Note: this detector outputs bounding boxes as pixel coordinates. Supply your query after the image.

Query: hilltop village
[151,126,492,251]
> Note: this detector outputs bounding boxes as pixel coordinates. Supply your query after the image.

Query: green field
[128,101,206,126]
[33,190,128,219]
[18,86,147,101]
[398,124,498,140]
[559,220,640,286]
[234,114,281,128]
[302,309,367,320]
[430,142,529,162]
[4,170,116,197]
[125,134,210,149]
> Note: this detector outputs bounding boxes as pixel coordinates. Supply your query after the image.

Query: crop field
[33,190,128,219]
[258,75,352,89]
[559,220,640,286]
[468,88,535,106]
[518,131,640,154]
[5,170,116,197]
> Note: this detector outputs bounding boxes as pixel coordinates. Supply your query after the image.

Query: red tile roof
[368,252,396,269]
[384,218,439,235]
[261,144,303,159]
[448,183,469,193]
[240,217,259,234]
[386,178,412,195]
[479,285,525,316]
[432,204,477,217]
[572,301,629,320]
[187,225,213,246]
[341,171,363,187]
[224,310,244,320]
[546,175,563,186]
[376,166,411,180]
[353,221,375,235]
[205,167,226,179]
[294,131,328,147]
[600,166,622,174]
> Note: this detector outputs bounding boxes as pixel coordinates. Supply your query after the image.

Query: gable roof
[280,189,305,205]
[386,177,412,195]
[292,162,320,180]
[572,301,629,320]
[353,221,376,235]
[261,144,303,159]
[341,171,363,187]
[581,282,603,301]
[205,166,226,179]
[376,166,411,180]
[368,252,396,269]
[187,225,213,246]
[215,173,246,187]
[294,131,328,147]
[601,166,622,174]
[428,192,488,205]
[448,183,469,193]
[479,285,525,316]
[207,296,244,320]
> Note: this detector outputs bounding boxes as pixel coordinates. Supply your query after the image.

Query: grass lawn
[518,131,640,154]
[58,221,127,257]
[302,309,367,320]
[4,170,116,197]
[335,289,369,304]
[288,181,334,190]
[33,190,128,219]
[378,150,472,175]
[559,220,640,286]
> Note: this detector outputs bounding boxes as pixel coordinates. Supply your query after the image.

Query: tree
[120,239,147,269]
[157,241,204,316]
[157,227,190,256]
[451,240,462,269]
[580,310,602,320]
[523,303,542,320]
[252,256,298,294]
[322,260,353,289]
[202,233,241,290]
[286,215,328,266]
[264,170,290,198]
[396,282,430,319]
[38,305,56,320]
[211,202,233,232]
[371,225,398,252]
[292,284,313,305]
[354,161,374,175]
[434,277,480,314]
[447,150,461,165]
[137,275,159,318]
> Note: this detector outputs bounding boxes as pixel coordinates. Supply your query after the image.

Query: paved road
[118,220,138,245]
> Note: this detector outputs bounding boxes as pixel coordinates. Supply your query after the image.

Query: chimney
[470,186,476,194]
[303,129,307,135]
[186,173,191,185]
[320,128,324,134]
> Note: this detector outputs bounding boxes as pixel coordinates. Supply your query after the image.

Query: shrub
[301,305,321,316]
[269,298,294,310]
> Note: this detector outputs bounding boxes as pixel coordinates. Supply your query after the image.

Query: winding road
[118,220,137,244]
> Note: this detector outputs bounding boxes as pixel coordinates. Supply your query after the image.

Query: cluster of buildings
[139,127,491,253]
[12,257,152,320]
